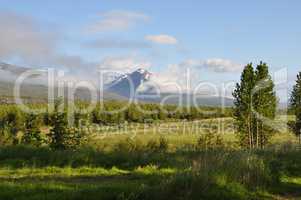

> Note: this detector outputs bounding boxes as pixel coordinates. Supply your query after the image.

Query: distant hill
[0,61,233,106]
[0,80,127,103]
[0,61,33,75]
[136,92,233,107]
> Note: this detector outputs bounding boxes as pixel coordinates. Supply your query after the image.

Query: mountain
[0,62,43,82]
[105,68,151,97]
[0,61,233,106]
[0,62,29,75]
[0,61,126,103]
[104,69,233,106]
[0,80,128,103]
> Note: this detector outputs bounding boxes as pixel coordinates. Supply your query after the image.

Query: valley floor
[0,145,301,200]
[0,117,300,200]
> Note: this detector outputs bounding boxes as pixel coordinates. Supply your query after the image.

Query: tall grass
[0,138,300,199]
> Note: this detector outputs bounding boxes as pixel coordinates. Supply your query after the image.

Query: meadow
[0,115,301,200]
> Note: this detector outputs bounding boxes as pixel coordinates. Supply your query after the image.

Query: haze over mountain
[0,61,233,106]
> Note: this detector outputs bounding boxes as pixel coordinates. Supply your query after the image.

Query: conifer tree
[48,99,68,150]
[289,72,301,143]
[48,98,88,150]
[253,62,277,148]
[233,63,255,148]
[233,62,276,149]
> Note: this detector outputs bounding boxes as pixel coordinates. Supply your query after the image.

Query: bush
[138,150,278,200]
[21,113,43,147]
[196,133,224,150]
[145,137,168,153]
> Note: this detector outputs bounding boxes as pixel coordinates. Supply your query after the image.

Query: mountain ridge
[0,61,234,106]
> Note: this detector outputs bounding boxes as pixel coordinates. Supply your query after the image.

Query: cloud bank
[0,11,97,79]
[98,56,151,72]
[147,58,243,93]
[0,10,242,95]
[173,58,243,73]
[0,12,57,62]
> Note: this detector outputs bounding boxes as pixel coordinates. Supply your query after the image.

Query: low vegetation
[0,138,300,200]
[1,63,301,199]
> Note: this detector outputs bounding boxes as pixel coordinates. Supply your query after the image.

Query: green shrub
[196,133,224,150]
[21,113,43,147]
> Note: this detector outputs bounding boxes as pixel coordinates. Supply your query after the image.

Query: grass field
[1,117,301,200]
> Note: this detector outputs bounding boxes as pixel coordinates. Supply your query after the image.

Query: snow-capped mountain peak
[105,68,151,97]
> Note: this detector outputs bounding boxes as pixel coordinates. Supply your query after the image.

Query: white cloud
[98,56,151,72]
[145,34,178,45]
[203,58,243,72]
[0,12,57,62]
[0,11,99,78]
[147,58,242,93]
[175,58,243,73]
[88,10,149,32]
[0,11,152,84]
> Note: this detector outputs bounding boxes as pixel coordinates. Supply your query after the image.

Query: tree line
[0,100,232,149]
[2,61,301,150]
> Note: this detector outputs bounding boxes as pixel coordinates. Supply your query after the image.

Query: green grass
[0,117,301,200]
[0,165,177,180]
[0,164,178,200]
[0,144,301,199]
[88,117,238,151]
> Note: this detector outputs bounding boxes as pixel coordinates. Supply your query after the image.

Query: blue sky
[0,0,300,100]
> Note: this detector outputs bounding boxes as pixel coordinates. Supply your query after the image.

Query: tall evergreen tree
[233,62,276,149]
[48,98,88,150]
[253,62,277,148]
[48,99,69,150]
[233,63,255,148]
[289,72,301,143]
